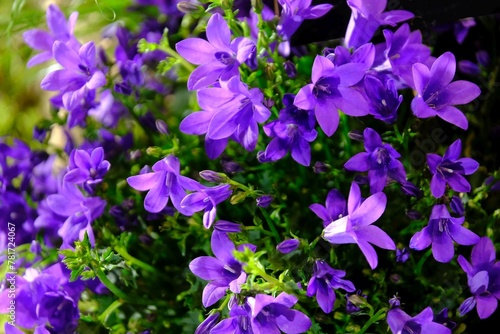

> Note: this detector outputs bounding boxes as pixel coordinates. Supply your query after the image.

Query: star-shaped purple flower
[306,260,355,314]
[411,52,481,130]
[64,147,110,191]
[176,13,255,90]
[22,4,81,67]
[427,139,479,198]
[345,0,414,49]
[387,306,452,334]
[258,93,318,166]
[410,204,480,263]
[294,55,369,137]
[189,230,255,307]
[344,127,406,194]
[363,74,402,123]
[40,41,106,111]
[457,236,500,319]
[310,188,347,228]
[322,182,395,269]
[127,155,200,214]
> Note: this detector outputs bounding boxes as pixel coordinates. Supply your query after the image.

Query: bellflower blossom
[457,236,500,319]
[411,52,481,130]
[344,127,406,193]
[344,0,414,49]
[189,230,255,307]
[310,188,347,228]
[409,204,480,263]
[258,93,317,166]
[127,155,200,214]
[180,184,232,228]
[306,260,356,314]
[377,23,431,87]
[363,75,402,123]
[276,0,333,56]
[64,147,110,192]
[322,182,395,269]
[179,76,271,157]
[294,55,369,137]
[46,182,106,249]
[176,13,255,90]
[387,306,452,334]
[40,41,106,111]
[22,4,80,67]
[0,263,84,333]
[426,139,479,198]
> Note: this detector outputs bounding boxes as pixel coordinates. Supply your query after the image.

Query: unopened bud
[199,170,228,183]
[177,1,203,13]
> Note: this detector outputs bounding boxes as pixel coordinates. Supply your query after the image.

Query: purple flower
[276,0,333,56]
[306,260,355,313]
[294,55,369,137]
[276,239,300,254]
[344,127,406,194]
[40,41,106,111]
[396,247,410,263]
[210,299,253,333]
[127,155,200,214]
[410,204,479,263]
[323,182,395,269]
[346,290,367,313]
[387,306,452,334]
[454,18,475,44]
[258,94,317,166]
[189,230,253,307]
[22,4,80,67]
[310,188,347,228]
[378,23,431,87]
[0,263,84,332]
[64,147,110,191]
[195,311,220,334]
[180,76,270,157]
[458,60,480,76]
[457,236,500,319]
[363,75,402,123]
[247,292,312,333]
[426,139,479,198]
[433,308,456,330]
[345,0,414,49]
[88,89,128,128]
[411,52,481,130]
[46,182,106,249]
[175,13,255,90]
[180,184,232,228]
[450,196,465,216]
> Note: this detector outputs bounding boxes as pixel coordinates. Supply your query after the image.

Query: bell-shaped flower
[310,188,347,228]
[258,93,317,166]
[363,74,402,123]
[294,55,369,137]
[457,237,500,319]
[410,204,480,263]
[22,4,80,67]
[322,182,395,269]
[180,184,232,228]
[345,0,414,49]
[127,155,200,214]
[176,13,255,90]
[426,139,479,198]
[387,306,452,334]
[306,260,355,313]
[189,230,255,307]
[64,147,110,192]
[40,41,106,111]
[344,127,406,193]
[411,52,481,130]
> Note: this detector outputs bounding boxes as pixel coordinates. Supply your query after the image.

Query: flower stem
[114,246,156,273]
[98,299,124,323]
[357,308,387,334]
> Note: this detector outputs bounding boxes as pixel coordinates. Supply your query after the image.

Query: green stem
[216,294,231,312]
[160,45,195,72]
[98,299,124,323]
[94,267,129,300]
[259,207,281,244]
[357,308,387,334]
[114,246,156,273]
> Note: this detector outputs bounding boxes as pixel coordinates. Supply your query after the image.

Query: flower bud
[458,60,480,76]
[214,220,241,233]
[450,196,465,216]
[199,170,228,183]
[283,60,297,78]
[348,130,364,141]
[177,1,203,13]
[194,312,220,334]
[256,195,273,208]
[313,161,330,173]
[155,119,169,135]
[476,50,490,67]
[276,239,300,254]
